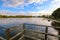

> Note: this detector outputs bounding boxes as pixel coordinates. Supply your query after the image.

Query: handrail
[0,36,6,40]
[25,31,60,40]
[24,23,60,29]
[10,29,26,40]
[18,35,24,40]
[24,23,60,40]
[0,23,60,40]
[26,30,60,38]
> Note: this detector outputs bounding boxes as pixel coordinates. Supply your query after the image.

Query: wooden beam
[10,29,25,40]
[0,36,6,40]
[6,29,10,40]
[18,35,24,40]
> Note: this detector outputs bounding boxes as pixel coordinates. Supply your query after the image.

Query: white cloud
[28,0,48,4]
[0,10,21,16]
[50,0,60,12]
[2,0,48,7]
[0,10,48,16]
[40,0,60,15]
[28,0,41,3]
[2,0,24,7]
[36,10,52,15]
[51,0,60,4]
[1,0,60,15]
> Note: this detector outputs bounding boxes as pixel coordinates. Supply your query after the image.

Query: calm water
[0,18,51,27]
[0,18,58,40]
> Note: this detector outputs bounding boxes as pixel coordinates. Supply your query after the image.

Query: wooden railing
[0,23,60,40]
[10,29,25,40]
[24,23,60,40]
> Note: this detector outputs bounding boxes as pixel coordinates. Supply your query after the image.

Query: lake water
[0,18,59,40]
[0,18,52,28]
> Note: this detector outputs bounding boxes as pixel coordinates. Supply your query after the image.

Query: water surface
[0,18,58,40]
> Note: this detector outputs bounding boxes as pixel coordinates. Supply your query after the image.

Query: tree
[42,15,46,17]
[52,8,60,19]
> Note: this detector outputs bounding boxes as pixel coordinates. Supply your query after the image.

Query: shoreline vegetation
[0,14,53,18]
[0,15,60,22]
[0,15,42,18]
[0,14,60,21]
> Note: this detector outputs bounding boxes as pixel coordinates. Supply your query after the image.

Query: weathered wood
[24,23,60,40]
[0,36,6,40]
[45,26,48,40]
[6,29,10,40]
[25,35,41,40]
[23,23,25,29]
[0,23,60,40]
[26,30,60,38]
[23,24,26,35]
[58,31,60,40]
[10,29,25,40]
[18,35,24,40]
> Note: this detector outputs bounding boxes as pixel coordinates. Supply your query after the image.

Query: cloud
[28,0,47,3]
[0,10,21,16]
[50,0,60,12]
[0,10,14,16]
[51,0,60,7]
[1,0,60,15]
[28,0,41,3]
[1,0,49,11]
[0,10,48,16]
[2,0,24,7]
[2,0,48,7]
[37,0,60,15]
[51,0,60,3]
[26,0,48,5]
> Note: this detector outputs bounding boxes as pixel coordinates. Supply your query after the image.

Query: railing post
[45,26,48,40]
[23,23,26,40]
[6,29,10,40]
[58,31,60,40]
[23,23,26,34]
[23,23,25,33]
[23,23,25,29]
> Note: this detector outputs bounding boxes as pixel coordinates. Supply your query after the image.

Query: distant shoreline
[0,15,42,18]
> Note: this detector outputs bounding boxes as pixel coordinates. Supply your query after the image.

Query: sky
[0,0,60,16]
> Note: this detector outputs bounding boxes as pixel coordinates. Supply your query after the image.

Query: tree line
[0,15,33,18]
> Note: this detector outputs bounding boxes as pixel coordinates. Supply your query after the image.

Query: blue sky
[0,0,60,15]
